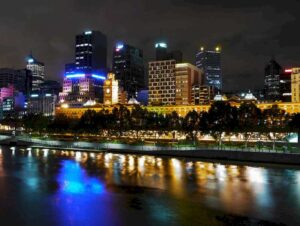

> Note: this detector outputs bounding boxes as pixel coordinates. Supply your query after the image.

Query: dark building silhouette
[264,58,282,101]
[74,30,107,73]
[40,80,62,97]
[196,47,222,91]
[112,42,145,98]
[0,68,32,97]
[155,42,182,62]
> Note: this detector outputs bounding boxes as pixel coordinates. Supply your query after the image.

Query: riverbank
[28,143,300,165]
[1,135,299,165]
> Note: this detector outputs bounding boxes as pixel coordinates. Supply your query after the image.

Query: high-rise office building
[74,30,107,73]
[291,68,300,103]
[60,30,108,105]
[175,63,202,105]
[28,93,57,116]
[112,42,144,98]
[196,46,222,91]
[0,68,32,97]
[148,60,176,105]
[26,54,45,91]
[264,58,282,101]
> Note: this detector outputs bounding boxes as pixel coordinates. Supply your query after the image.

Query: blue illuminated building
[60,30,108,104]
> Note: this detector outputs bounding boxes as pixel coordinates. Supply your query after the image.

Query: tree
[131,105,147,139]
[262,105,288,151]
[207,102,238,148]
[289,113,300,148]
[182,110,199,144]
[238,102,262,148]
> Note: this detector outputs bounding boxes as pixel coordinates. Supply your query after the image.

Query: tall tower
[112,42,144,98]
[26,53,45,92]
[75,30,107,73]
[196,46,222,91]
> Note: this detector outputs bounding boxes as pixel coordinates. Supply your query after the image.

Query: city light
[285,69,293,73]
[116,43,124,50]
[27,58,34,63]
[66,73,85,79]
[30,94,39,98]
[84,31,92,35]
[92,74,106,80]
[155,42,167,48]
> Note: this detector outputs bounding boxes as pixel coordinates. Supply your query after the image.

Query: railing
[15,135,300,154]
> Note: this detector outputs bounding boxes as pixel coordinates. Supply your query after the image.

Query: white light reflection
[89,153,95,159]
[75,152,81,161]
[128,156,135,172]
[247,167,265,184]
[171,158,182,178]
[138,156,145,174]
[216,164,227,181]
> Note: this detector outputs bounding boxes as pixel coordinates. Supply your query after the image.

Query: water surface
[0,146,299,226]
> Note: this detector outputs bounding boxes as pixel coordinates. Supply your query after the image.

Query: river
[0,145,299,226]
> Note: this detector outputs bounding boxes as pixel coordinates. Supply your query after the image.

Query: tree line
[12,102,300,141]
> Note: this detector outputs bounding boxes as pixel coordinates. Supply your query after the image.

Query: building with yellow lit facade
[291,68,300,103]
[175,63,202,105]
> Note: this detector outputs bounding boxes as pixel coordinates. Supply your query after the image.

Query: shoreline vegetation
[1,101,300,152]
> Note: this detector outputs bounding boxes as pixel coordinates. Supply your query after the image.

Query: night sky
[0,0,299,91]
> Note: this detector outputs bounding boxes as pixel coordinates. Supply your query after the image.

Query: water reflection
[0,147,299,225]
[57,160,104,194]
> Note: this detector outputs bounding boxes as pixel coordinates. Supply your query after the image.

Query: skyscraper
[264,58,282,101]
[26,54,45,91]
[74,30,107,73]
[196,47,222,91]
[60,30,108,105]
[148,42,183,105]
[112,42,144,98]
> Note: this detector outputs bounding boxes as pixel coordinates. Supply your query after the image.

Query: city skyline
[0,0,299,91]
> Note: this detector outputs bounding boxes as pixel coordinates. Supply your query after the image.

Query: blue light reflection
[57,160,104,194]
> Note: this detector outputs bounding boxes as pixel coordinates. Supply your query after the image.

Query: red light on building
[285,69,292,73]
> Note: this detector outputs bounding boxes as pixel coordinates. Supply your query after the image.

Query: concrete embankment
[30,144,300,165]
[1,135,299,165]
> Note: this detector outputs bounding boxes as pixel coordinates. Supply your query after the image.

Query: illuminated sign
[30,94,39,98]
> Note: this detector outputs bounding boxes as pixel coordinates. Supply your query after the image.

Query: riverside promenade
[1,135,300,165]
